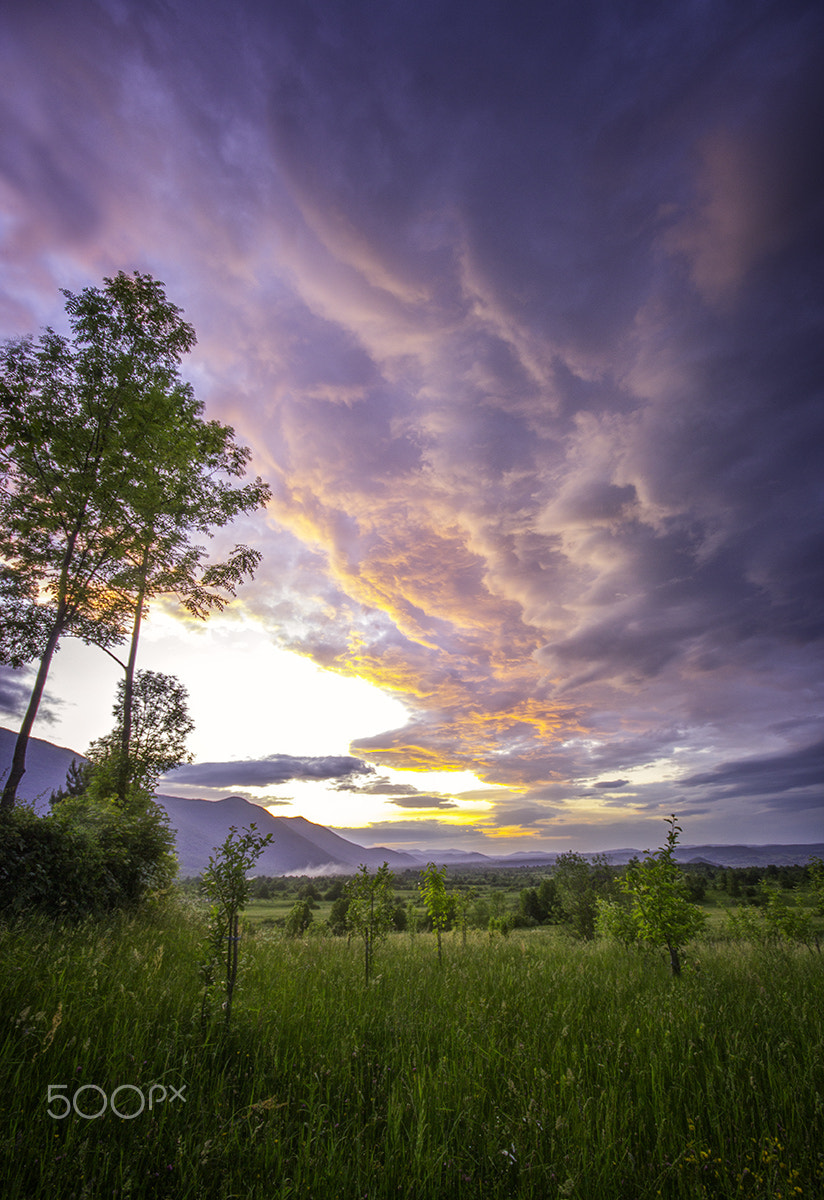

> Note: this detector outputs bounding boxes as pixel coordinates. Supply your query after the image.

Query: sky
[1,0,823,853]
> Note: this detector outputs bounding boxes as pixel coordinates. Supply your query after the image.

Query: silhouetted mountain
[670,844,824,868]
[0,727,86,810]
[2,728,822,873]
[155,794,417,876]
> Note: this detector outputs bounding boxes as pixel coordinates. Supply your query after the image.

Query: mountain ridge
[2,727,822,873]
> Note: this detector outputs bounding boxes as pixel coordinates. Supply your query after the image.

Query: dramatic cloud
[164,756,374,788]
[0,665,60,724]
[2,0,822,845]
[680,740,824,806]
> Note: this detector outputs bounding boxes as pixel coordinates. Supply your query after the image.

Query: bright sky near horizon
[1,0,823,853]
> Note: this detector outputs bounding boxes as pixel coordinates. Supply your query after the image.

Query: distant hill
[2,727,822,874]
[0,727,86,810]
[155,794,417,876]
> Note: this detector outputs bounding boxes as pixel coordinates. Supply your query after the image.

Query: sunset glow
[1,0,822,853]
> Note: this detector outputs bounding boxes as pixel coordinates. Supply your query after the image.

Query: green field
[1,899,822,1199]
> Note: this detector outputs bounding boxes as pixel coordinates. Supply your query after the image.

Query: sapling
[284,898,314,938]
[345,862,395,984]
[405,898,419,940]
[419,861,451,963]
[808,856,824,916]
[200,823,272,1028]
[453,886,477,946]
[617,815,705,975]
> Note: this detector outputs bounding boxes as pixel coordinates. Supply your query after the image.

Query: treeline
[185,835,824,982]
[222,858,819,916]
[226,822,822,982]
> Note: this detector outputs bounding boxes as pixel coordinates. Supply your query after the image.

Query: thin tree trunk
[1,526,81,811]
[225,912,239,1028]
[117,541,150,804]
[1,613,65,810]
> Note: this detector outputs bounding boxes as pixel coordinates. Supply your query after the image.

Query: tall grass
[1,908,821,1198]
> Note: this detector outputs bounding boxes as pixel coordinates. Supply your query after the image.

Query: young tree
[85,669,195,800]
[419,861,451,963]
[47,757,92,808]
[1,273,201,808]
[617,816,706,975]
[200,824,273,1029]
[453,885,477,946]
[284,898,314,938]
[345,863,395,984]
[553,851,615,940]
[808,856,824,916]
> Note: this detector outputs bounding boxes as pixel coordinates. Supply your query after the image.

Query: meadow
[1,901,822,1199]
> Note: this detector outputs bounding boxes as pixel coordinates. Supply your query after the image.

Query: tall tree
[0,272,270,809]
[0,272,196,808]
[104,388,270,802]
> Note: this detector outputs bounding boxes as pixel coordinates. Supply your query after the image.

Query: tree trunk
[668,943,681,976]
[225,912,239,1028]
[1,528,79,811]
[117,542,150,804]
[0,613,65,810]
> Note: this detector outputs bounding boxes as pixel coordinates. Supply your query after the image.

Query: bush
[553,851,616,939]
[0,793,176,918]
[284,898,314,938]
[727,881,820,951]
[328,895,350,935]
[595,897,638,946]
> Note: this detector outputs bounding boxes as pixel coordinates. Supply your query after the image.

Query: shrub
[328,894,350,935]
[553,851,616,939]
[285,899,314,937]
[0,793,176,917]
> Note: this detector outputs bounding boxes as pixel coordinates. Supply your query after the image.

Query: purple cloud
[1,0,823,844]
[164,756,374,787]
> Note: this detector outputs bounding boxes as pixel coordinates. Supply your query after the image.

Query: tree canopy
[86,670,195,801]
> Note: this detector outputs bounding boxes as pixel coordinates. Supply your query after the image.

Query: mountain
[670,844,824,868]
[2,727,822,873]
[0,727,86,810]
[155,794,417,876]
[405,847,495,865]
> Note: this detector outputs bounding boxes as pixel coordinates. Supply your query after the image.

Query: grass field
[1,902,822,1199]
